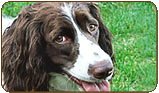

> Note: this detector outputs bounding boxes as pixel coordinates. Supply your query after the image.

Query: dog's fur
[2,2,115,91]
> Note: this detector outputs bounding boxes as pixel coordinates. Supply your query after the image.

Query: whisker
[66,75,73,90]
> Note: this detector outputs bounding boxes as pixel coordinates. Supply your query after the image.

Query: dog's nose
[88,60,114,79]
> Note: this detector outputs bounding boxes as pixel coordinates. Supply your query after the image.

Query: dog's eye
[55,35,70,44]
[88,24,97,32]
[56,36,64,42]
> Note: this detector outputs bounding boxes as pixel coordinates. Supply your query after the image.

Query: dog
[2,2,115,91]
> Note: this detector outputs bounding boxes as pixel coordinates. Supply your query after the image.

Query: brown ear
[88,3,115,62]
[2,14,30,90]
[2,5,48,91]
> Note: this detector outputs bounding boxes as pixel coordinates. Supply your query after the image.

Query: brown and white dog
[2,2,115,91]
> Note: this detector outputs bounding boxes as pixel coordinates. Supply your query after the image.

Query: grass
[2,2,35,17]
[98,2,157,91]
[2,2,157,91]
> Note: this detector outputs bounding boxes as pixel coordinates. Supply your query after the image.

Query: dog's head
[2,2,115,91]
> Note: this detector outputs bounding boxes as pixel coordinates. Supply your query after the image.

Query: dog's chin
[65,72,111,91]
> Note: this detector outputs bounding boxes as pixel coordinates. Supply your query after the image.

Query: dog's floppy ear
[2,4,48,91]
[88,3,115,62]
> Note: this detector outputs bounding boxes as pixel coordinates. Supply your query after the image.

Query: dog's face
[2,2,114,91]
[43,2,114,91]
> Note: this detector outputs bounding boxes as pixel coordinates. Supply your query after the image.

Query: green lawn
[2,2,157,91]
[98,2,157,91]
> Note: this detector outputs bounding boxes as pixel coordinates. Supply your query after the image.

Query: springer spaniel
[2,2,115,91]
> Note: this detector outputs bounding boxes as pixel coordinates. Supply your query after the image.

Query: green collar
[49,72,83,91]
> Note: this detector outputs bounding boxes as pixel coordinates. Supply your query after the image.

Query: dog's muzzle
[88,60,114,79]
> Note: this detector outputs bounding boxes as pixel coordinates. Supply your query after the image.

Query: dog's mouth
[67,74,110,91]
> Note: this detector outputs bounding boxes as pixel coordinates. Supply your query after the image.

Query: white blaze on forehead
[61,3,74,20]
[61,3,113,82]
